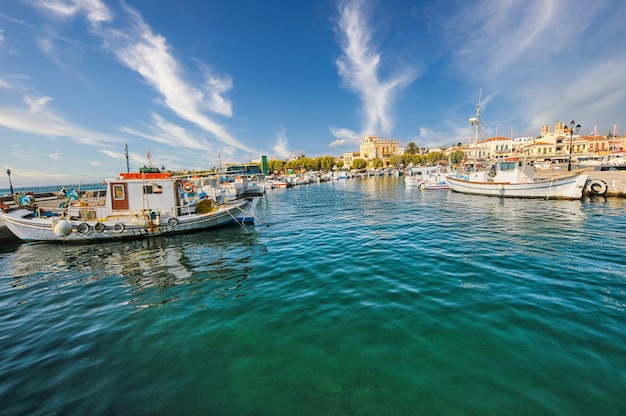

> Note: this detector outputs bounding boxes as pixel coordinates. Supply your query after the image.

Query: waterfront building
[342,151,360,168]
[480,136,513,158]
[522,141,554,158]
[359,135,399,167]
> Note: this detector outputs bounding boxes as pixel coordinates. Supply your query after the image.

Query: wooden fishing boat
[0,170,261,243]
[447,159,587,199]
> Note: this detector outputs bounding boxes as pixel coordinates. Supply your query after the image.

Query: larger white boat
[448,95,588,200]
[1,170,261,243]
[448,159,588,199]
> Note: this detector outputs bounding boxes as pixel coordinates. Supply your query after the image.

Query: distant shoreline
[0,182,107,198]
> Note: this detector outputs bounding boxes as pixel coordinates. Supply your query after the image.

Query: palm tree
[406,142,419,155]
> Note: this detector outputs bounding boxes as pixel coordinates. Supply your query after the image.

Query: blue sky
[1,0,626,186]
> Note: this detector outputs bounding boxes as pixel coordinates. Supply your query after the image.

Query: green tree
[320,156,335,171]
[352,158,367,169]
[406,142,419,155]
[372,158,384,168]
[389,155,405,167]
[268,159,285,174]
[448,150,465,164]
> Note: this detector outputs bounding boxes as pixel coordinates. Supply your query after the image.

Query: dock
[585,170,626,197]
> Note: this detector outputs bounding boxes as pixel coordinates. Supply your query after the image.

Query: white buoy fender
[53,219,73,237]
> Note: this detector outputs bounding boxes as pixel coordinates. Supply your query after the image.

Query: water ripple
[1,178,625,415]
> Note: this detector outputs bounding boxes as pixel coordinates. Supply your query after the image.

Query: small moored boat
[1,170,261,243]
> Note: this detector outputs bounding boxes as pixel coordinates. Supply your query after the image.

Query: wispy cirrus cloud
[328,126,360,147]
[31,0,113,24]
[272,128,292,159]
[441,0,626,133]
[333,0,418,143]
[0,94,122,146]
[95,3,257,153]
[121,112,215,153]
[21,0,258,155]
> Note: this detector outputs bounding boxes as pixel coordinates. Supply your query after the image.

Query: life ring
[77,223,90,234]
[183,182,194,193]
[168,218,178,227]
[586,179,607,196]
[94,222,106,233]
[113,223,125,233]
[488,168,496,177]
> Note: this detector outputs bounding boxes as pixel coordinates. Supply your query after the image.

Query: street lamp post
[6,169,14,195]
[567,120,581,172]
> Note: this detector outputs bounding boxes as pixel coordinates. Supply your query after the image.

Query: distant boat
[600,152,626,170]
[405,166,449,189]
[1,170,261,243]
[422,181,451,190]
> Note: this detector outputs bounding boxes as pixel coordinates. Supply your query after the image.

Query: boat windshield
[500,162,516,171]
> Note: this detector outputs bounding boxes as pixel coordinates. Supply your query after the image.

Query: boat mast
[125,144,130,173]
[468,90,481,172]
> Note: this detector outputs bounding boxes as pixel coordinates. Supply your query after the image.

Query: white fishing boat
[0,170,261,243]
[422,181,451,190]
[448,95,587,199]
[405,166,450,189]
[447,158,588,199]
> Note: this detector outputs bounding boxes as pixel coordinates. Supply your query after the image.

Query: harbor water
[1,177,625,415]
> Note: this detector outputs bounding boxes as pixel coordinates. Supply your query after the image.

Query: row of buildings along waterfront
[463,121,625,163]
[342,122,625,168]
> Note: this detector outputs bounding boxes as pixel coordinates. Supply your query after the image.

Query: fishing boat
[448,95,587,199]
[0,218,18,243]
[0,170,261,243]
[405,166,450,189]
[422,181,451,190]
[447,159,588,199]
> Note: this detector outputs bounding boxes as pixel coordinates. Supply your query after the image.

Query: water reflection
[3,226,265,307]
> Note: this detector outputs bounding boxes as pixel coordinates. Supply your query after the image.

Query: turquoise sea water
[1,177,625,415]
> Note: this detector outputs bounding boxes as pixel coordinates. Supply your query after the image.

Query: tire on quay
[586,179,608,196]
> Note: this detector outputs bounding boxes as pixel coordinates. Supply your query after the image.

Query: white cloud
[440,0,626,134]
[328,126,360,147]
[32,0,113,24]
[272,128,292,159]
[48,152,63,160]
[334,0,418,137]
[95,4,256,154]
[20,0,258,157]
[0,95,123,146]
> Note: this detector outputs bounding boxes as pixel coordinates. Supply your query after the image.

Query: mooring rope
[226,207,247,229]
[234,203,270,227]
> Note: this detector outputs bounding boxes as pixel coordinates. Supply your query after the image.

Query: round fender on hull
[113,223,125,233]
[53,219,73,237]
[168,217,178,227]
[94,222,106,233]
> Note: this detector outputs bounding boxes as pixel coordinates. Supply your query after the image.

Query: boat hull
[447,174,588,199]
[1,197,260,243]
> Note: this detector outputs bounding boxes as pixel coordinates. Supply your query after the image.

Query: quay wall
[586,171,626,197]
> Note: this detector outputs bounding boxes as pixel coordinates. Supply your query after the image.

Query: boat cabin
[466,159,536,183]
